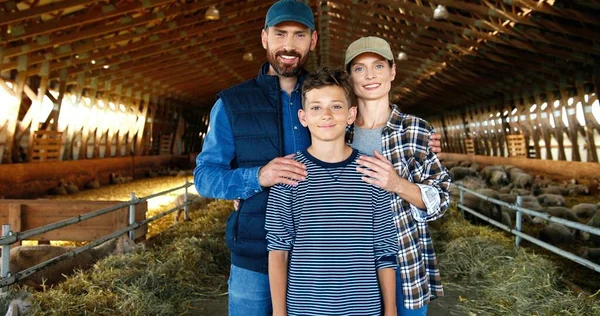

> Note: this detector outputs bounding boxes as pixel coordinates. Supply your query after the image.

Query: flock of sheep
[1,169,204,315]
[447,160,600,264]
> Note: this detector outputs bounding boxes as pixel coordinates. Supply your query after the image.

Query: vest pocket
[225,210,241,249]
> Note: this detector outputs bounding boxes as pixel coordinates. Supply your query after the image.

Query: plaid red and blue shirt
[347,104,451,309]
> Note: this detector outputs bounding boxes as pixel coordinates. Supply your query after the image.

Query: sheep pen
[0,172,598,315]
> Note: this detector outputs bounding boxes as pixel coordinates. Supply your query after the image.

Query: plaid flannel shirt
[346,104,451,309]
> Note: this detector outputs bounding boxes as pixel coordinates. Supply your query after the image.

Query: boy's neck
[307,140,353,163]
[355,99,392,129]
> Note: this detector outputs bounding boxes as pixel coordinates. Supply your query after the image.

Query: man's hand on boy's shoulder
[258,154,308,188]
[429,133,442,153]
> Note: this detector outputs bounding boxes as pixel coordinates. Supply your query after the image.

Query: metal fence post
[515,196,523,248]
[184,179,190,221]
[2,224,11,293]
[459,188,464,217]
[129,193,136,241]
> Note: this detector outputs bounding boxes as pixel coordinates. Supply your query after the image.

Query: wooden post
[79,79,98,160]
[8,204,22,245]
[134,93,150,155]
[4,55,28,164]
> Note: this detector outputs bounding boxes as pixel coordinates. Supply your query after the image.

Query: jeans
[396,268,428,316]
[228,264,272,316]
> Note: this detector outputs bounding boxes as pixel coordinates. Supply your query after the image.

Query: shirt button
[294,126,298,130]
[255,189,260,193]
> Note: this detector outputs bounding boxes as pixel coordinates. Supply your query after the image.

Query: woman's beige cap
[344,36,394,68]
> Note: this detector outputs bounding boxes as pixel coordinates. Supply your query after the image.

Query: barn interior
[0,0,599,314]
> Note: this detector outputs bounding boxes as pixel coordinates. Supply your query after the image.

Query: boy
[265,67,398,316]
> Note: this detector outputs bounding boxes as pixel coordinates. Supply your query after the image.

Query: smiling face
[349,52,396,103]
[299,85,356,143]
[261,21,318,77]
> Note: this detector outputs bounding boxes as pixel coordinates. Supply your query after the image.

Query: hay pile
[21,200,232,315]
[436,205,600,316]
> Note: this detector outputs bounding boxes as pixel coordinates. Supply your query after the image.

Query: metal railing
[455,184,600,273]
[0,179,196,289]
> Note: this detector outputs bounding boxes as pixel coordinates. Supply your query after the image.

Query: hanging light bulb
[205,6,220,21]
[397,52,408,61]
[433,4,449,20]
[243,52,254,61]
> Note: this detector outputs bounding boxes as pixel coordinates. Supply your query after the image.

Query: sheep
[85,178,100,189]
[458,160,472,167]
[109,173,124,184]
[565,184,589,196]
[489,170,509,187]
[543,206,579,222]
[498,193,517,204]
[507,167,525,179]
[580,247,600,264]
[48,180,68,195]
[539,186,565,196]
[481,165,504,181]
[449,166,479,181]
[3,291,31,316]
[66,182,79,194]
[539,223,574,245]
[511,173,533,189]
[498,184,514,194]
[537,194,566,207]
[500,205,533,224]
[587,211,600,246]
[572,203,599,218]
[173,193,214,223]
[469,163,481,172]
[9,235,136,290]
[510,188,531,196]
[443,161,459,169]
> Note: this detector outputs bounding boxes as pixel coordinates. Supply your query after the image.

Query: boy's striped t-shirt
[266,149,398,316]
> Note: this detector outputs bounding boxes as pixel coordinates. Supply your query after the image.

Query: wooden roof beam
[5,0,176,43]
[1,1,269,71]
[0,0,97,26]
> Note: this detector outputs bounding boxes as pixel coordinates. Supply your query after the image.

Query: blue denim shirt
[194,86,310,200]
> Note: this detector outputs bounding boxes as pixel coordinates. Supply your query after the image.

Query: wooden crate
[0,200,147,243]
[506,134,527,157]
[31,130,62,162]
[464,138,475,154]
[159,134,172,155]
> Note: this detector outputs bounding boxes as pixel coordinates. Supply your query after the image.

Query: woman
[344,36,451,315]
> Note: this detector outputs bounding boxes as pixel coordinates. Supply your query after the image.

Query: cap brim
[266,14,314,30]
[345,48,394,68]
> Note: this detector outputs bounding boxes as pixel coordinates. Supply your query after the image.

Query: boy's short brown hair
[302,66,354,107]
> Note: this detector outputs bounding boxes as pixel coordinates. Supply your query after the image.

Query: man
[193,1,442,315]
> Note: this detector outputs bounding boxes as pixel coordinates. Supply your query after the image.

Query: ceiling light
[243,52,254,61]
[205,6,220,20]
[397,52,408,61]
[433,4,449,20]
[91,60,96,64]
[103,65,110,69]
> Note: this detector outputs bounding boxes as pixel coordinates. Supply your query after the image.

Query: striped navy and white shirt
[266,149,398,316]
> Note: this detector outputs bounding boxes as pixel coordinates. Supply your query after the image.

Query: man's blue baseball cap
[265,0,315,30]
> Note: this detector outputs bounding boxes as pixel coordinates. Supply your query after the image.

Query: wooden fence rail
[0,200,147,243]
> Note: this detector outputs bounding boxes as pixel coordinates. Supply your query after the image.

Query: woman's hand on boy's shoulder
[429,133,442,153]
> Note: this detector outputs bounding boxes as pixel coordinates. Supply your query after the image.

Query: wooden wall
[0,155,175,198]
[428,90,599,163]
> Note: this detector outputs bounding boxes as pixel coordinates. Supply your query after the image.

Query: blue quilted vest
[218,63,304,274]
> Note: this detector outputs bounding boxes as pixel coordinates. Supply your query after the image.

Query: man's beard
[266,48,309,77]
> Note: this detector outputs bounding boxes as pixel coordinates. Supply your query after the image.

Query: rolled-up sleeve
[265,184,295,251]
[373,188,398,270]
[410,184,442,222]
[193,99,263,200]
